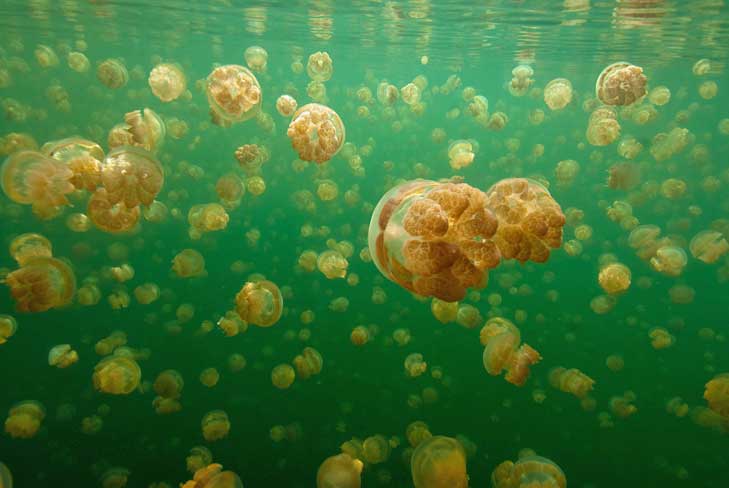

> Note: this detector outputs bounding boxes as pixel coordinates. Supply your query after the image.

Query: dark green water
[1,1,729,487]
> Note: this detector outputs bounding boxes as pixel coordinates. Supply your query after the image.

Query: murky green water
[1,1,729,487]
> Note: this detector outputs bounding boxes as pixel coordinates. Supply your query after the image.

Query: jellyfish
[154,370,184,399]
[34,44,59,68]
[649,245,687,277]
[0,315,17,345]
[271,364,296,389]
[587,106,621,146]
[293,347,323,379]
[287,103,345,164]
[447,140,475,170]
[544,78,573,110]
[95,330,128,356]
[595,62,647,106]
[206,65,262,125]
[244,46,268,72]
[549,367,595,399]
[307,51,333,82]
[690,230,729,264]
[598,263,631,294]
[401,83,421,106]
[172,249,207,278]
[4,401,45,439]
[509,65,534,97]
[431,299,458,324]
[87,188,140,233]
[410,436,468,488]
[42,137,104,192]
[704,374,729,418]
[186,446,213,473]
[363,435,392,464]
[100,467,130,488]
[316,453,362,488]
[5,257,76,312]
[317,250,348,279]
[350,326,370,346]
[234,143,269,174]
[610,393,638,418]
[649,327,675,349]
[228,353,247,372]
[48,344,78,368]
[276,95,298,117]
[9,233,52,267]
[100,145,163,208]
[485,178,565,264]
[234,280,283,327]
[406,421,433,448]
[0,461,11,487]
[492,454,566,488]
[481,317,541,386]
[201,411,231,442]
[554,160,579,187]
[405,353,428,378]
[96,58,128,89]
[92,356,141,394]
[188,203,230,238]
[134,283,160,305]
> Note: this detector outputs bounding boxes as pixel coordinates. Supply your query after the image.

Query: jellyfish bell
[148,63,187,102]
[287,103,345,164]
[206,64,262,125]
[596,62,647,106]
[42,137,105,192]
[101,146,164,208]
[235,280,283,327]
[5,257,76,312]
[1,150,75,215]
[410,436,468,488]
[9,233,52,266]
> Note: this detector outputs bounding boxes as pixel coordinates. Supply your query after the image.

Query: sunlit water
[1,1,729,487]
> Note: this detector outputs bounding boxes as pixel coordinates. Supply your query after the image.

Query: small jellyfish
[554,159,580,187]
[481,317,541,386]
[101,146,164,208]
[148,63,187,102]
[67,51,89,72]
[34,44,59,68]
[4,401,45,439]
[690,230,729,264]
[431,299,458,324]
[287,103,345,164]
[234,143,269,174]
[316,453,363,488]
[186,446,213,473]
[42,137,105,192]
[235,280,283,327]
[188,203,230,238]
[363,435,392,464]
[97,58,129,89]
[134,283,160,305]
[598,262,631,295]
[154,370,184,399]
[543,78,573,110]
[649,327,675,349]
[401,83,421,106]
[411,436,468,488]
[9,233,52,267]
[595,62,647,106]
[244,46,268,73]
[87,188,140,233]
[447,140,475,170]
[0,315,18,344]
[587,106,621,146]
[649,245,687,277]
[172,249,207,278]
[271,364,296,389]
[92,356,142,394]
[206,65,262,125]
[276,94,298,117]
[307,51,333,82]
[0,462,11,487]
[492,454,566,488]
[405,353,428,378]
[704,373,729,418]
[5,257,76,312]
[201,411,231,442]
[48,344,78,368]
[317,250,348,279]
[350,326,370,346]
[293,347,323,379]
[549,367,595,399]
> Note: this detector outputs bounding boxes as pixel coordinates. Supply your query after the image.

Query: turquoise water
[1,1,729,487]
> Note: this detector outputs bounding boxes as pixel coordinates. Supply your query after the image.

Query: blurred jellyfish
[172,249,207,278]
[543,78,573,110]
[649,327,675,349]
[690,230,729,264]
[509,65,534,97]
[48,344,78,368]
[431,299,458,324]
[411,436,468,488]
[596,62,647,106]
[704,374,729,418]
[148,63,186,102]
[181,463,242,488]
[287,103,345,164]
[317,250,348,279]
[554,160,579,187]
[188,203,229,238]
[271,364,296,389]
[649,245,687,277]
[92,356,141,394]
[101,146,164,207]
[447,140,475,170]
[4,401,45,438]
[244,46,268,72]
[549,367,595,398]
[97,59,129,89]
[201,411,231,442]
[587,106,621,146]
[293,347,323,380]
[186,446,213,473]
[206,65,262,126]
[481,317,541,386]
[316,453,362,488]
[492,454,566,488]
[405,353,428,378]
[5,257,75,312]
[307,51,333,82]
[0,315,18,344]
[235,280,283,327]
[9,233,52,266]
[0,462,11,487]
[42,137,104,192]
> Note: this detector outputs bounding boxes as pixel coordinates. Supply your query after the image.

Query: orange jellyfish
[4,400,45,439]
[481,317,541,386]
[704,373,729,418]
[206,65,262,126]
[0,462,11,487]
[9,233,52,266]
[87,188,141,233]
[154,370,184,399]
[596,62,647,106]
[48,344,78,368]
[148,63,187,102]
[549,367,595,399]
[101,146,164,208]
[92,356,142,394]
[5,257,76,312]
[316,453,363,488]
[42,137,104,191]
[172,249,207,278]
[201,411,231,442]
[287,103,345,164]
[234,280,283,327]
[182,463,243,488]
[186,446,213,473]
[271,364,296,389]
[492,454,566,488]
[293,347,323,379]
[410,435,468,488]
[0,314,18,344]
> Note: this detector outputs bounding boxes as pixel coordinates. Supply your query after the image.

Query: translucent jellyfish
[307,51,333,82]
[650,127,691,161]
[509,65,534,97]
[200,368,220,388]
[485,178,565,264]
[492,454,566,488]
[293,347,323,379]
[5,257,76,312]
[188,203,230,237]
[693,58,712,76]
[316,453,363,488]
[447,140,475,170]
[287,103,345,164]
[544,78,573,110]
[134,283,160,304]
[431,299,458,324]
[699,81,718,100]
[350,326,370,346]
[93,356,141,394]
[186,446,213,473]
[363,435,391,464]
[587,106,621,146]
[154,370,184,399]
[660,178,686,200]
[1,150,74,217]
[401,83,421,106]
[690,230,729,264]
[704,373,729,418]
[97,59,129,89]
[276,95,298,117]
[148,63,187,102]
[317,250,348,279]
[172,249,207,278]
[369,180,501,302]
[649,327,674,349]
[650,245,687,277]
[481,317,541,386]
[0,315,18,344]
[201,411,231,442]
[206,65,262,125]
[271,363,296,389]
[648,86,671,106]
[0,462,11,487]
[456,304,481,329]
[181,464,243,488]
[87,188,140,233]
[554,159,579,187]
[610,393,638,418]
[48,344,78,368]
[598,263,631,294]
[549,367,595,398]
[34,44,59,68]
[67,51,90,72]
[607,162,641,191]
[42,137,104,192]
[595,62,647,106]
[101,146,164,208]
[95,330,127,356]
[234,143,269,174]
[4,400,45,438]
[9,233,52,267]
[234,280,283,327]
[228,353,247,372]
[411,436,468,488]
[244,46,268,72]
[317,179,339,201]
[405,353,428,378]
[298,250,318,272]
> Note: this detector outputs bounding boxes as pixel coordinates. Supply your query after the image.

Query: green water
[1,1,729,487]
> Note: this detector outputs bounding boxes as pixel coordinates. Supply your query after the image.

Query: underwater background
[1,1,729,487]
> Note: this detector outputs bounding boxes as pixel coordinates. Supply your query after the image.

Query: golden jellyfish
[363,435,391,464]
[276,94,298,117]
[486,178,565,264]
[596,62,647,106]
[244,46,268,73]
[293,347,323,379]
[100,467,130,488]
[617,137,643,159]
[0,315,18,344]
[42,137,104,192]
[97,58,128,89]
[405,353,428,378]
[447,140,475,170]
[554,159,579,187]
[598,262,631,295]
[543,78,573,110]
[648,85,671,106]
[587,106,621,146]
[271,363,296,389]
[699,80,718,100]
[401,83,421,106]
[317,250,348,279]
[201,411,231,442]
[93,356,141,394]
[509,65,534,97]
[5,257,76,312]
[690,230,729,264]
[87,188,140,233]
[34,44,59,68]
[1,150,75,217]
[188,203,230,237]
[0,133,38,156]
[350,326,370,346]
[67,51,89,72]
[369,180,501,302]
[456,304,481,329]
[669,284,695,305]
[246,175,266,196]
[200,368,220,388]
[234,143,269,174]
[95,331,127,356]
[4,400,45,439]
[307,51,333,82]
[287,103,345,164]
[235,280,283,327]
[549,367,595,399]
[148,63,186,102]
[186,446,213,473]
[228,353,247,372]
[101,146,163,208]
[316,179,339,201]
[431,298,458,324]
[411,436,468,488]
[9,233,52,266]
[704,374,729,418]
[172,249,207,278]
[649,327,674,349]
[181,464,243,488]
[481,317,541,386]
[206,65,261,126]
[492,454,566,488]
[298,250,318,272]
[316,453,363,488]
[610,393,638,418]
[154,370,184,399]
[650,245,687,277]
[48,344,78,368]
[134,283,160,304]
